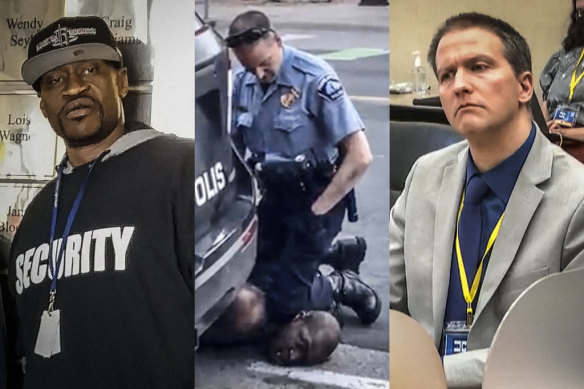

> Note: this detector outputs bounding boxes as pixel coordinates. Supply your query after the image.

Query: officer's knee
[199,284,266,345]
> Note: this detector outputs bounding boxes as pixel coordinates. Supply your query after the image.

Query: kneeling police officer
[226,10,381,329]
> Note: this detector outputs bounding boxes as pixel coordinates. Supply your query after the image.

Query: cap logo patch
[36,24,97,52]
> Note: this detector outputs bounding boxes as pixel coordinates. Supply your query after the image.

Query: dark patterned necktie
[458,175,489,273]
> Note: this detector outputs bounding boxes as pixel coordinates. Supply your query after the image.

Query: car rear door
[194,15,255,278]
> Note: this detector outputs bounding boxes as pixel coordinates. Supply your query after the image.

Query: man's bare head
[226,11,283,84]
[268,311,341,366]
[226,10,272,44]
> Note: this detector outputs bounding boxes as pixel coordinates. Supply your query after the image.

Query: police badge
[280,88,300,108]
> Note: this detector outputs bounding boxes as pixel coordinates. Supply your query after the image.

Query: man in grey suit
[390,12,584,388]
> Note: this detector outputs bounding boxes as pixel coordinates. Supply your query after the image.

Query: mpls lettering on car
[195,161,227,207]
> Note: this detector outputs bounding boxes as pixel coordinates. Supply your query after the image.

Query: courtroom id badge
[442,321,469,356]
[553,105,579,127]
[34,310,61,358]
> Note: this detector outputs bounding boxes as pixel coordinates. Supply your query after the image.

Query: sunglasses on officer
[225,27,275,48]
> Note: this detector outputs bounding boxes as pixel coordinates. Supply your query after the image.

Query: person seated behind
[541,0,584,143]
[390,12,584,389]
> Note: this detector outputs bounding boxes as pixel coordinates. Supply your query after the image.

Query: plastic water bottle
[411,51,427,95]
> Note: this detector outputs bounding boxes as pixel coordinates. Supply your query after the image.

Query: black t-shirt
[9,129,194,388]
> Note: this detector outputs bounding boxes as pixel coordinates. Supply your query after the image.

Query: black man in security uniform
[8,16,193,388]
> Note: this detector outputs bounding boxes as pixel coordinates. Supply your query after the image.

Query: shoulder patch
[317,74,345,102]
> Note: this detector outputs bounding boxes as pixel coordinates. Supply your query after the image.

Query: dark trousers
[249,191,345,323]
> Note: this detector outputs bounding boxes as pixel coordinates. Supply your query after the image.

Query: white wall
[149,0,194,139]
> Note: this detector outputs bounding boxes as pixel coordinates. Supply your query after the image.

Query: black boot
[327,270,381,325]
[322,236,367,273]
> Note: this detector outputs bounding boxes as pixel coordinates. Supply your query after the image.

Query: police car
[195,12,258,347]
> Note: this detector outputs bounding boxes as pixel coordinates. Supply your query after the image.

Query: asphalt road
[195,2,389,388]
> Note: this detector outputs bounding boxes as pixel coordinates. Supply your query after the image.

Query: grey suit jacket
[389,127,584,388]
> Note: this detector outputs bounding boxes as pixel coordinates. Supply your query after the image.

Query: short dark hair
[228,10,271,36]
[562,0,584,51]
[226,11,276,48]
[427,12,532,76]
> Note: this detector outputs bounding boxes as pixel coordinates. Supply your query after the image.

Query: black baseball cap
[21,16,123,87]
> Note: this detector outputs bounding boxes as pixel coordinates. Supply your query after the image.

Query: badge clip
[466,303,474,327]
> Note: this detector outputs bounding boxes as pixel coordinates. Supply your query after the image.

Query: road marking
[281,33,316,42]
[248,361,390,389]
[349,95,390,104]
[320,48,388,61]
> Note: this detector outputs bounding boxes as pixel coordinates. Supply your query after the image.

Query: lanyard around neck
[454,189,504,326]
[48,153,105,302]
[569,47,584,102]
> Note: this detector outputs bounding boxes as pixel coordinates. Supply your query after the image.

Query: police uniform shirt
[232,45,364,158]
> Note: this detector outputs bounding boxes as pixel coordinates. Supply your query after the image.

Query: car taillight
[242,218,258,248]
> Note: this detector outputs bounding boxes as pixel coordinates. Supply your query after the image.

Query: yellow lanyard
[455,189,504,326]
[569,47,584,102]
